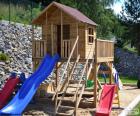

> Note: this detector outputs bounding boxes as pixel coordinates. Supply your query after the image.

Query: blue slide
[0,54,59,115]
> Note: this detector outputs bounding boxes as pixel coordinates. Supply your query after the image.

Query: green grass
[130,103,140,115]
[123,46,137,54]
[119,76,137,84]
[98,75,137,84]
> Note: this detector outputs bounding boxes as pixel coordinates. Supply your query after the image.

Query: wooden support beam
[94,38,98,107]
[105,62,113,84]
[60,10,63,57]
[109,62,113,84]
[76,22,79,57]
[94,63,98,107]
[51,23,54,55]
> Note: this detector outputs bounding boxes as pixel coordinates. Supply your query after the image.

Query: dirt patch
[23,85,140,116]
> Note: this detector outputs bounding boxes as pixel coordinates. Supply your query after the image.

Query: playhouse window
[88,28,94,44]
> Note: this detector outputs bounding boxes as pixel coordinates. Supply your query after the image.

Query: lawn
[123,46,137,54]
[98,75,137,84]
[130,103,140,116]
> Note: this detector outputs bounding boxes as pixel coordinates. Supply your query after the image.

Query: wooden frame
[60,10,63,57]
[31,2,115,112]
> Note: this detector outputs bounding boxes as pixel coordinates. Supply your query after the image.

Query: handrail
[52,35,79,100]
[97,39,114,43]
[56,55,80,113]
[74,40,95,114]
[73,41,95,101]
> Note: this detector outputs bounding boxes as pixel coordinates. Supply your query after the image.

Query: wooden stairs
[55,55,101,116]
[51,36,102,116]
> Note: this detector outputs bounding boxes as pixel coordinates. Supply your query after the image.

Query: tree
[120,0,140,55]
[59,0,122,39]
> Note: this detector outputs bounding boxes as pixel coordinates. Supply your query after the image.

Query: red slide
[95,84,116,116]
[0,77,20,109]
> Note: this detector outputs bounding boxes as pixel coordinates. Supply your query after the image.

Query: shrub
[137,80,140,88]
[114,56,120,65]
[0,53,9,62]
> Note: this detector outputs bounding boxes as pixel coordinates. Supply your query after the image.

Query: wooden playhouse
[32,1,114,115]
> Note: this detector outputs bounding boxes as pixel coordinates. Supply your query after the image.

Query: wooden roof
[32,2,97,26]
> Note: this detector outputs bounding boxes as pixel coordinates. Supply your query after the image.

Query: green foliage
[114,56,120,65]
[137,80,140,88]
[0,1,41,24]
[120,0,140,55]
[0,0,124,39]
[123,46,137,54]
[99,75,137,84]
[0,53,9,62]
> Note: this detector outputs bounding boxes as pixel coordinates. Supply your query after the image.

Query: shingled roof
[32,2,97,26]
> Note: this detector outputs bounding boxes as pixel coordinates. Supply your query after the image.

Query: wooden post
[76,22,79,57]
[51,24,54,55]
[32,25,35,71]
[94,39,98,107]
[108,62,113,84]
[60,10,63,57]
[55,62,59,115]
[55,62,59,89]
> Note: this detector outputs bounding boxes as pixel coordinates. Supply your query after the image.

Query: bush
[114,56,120,65]
[137,80,140,88]
[0,53,9,62]
[115,39,124,48]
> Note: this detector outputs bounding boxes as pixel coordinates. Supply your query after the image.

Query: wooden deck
[32,39,114,64]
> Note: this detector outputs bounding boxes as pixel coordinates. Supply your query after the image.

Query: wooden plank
[51,23,54,55]
[94,39,98,107]
[97,57,114,63]
[76,22,79,57]
[61,10,63,57]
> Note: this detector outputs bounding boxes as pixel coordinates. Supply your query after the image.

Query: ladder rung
[59,105,74,109]
[56,112,74,116]
[57,97,74,101]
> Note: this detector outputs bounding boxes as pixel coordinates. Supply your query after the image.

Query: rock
[115,48,140,77]
[0,20,42,78]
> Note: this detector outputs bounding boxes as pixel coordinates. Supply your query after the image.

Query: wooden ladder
[55,55,81,115]
[56,56,98,115]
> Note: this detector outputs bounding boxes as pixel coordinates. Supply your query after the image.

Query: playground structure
[32,2,116,115]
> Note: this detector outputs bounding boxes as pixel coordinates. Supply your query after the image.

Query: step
[59,105,74,109]
[68,84,83,88]
[56,112,74,116]
[57,96,74,102]
[69,80,85,84]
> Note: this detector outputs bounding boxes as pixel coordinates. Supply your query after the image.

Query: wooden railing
[32,40,47,58]
[96,39,114,62]
[62,40,71,58]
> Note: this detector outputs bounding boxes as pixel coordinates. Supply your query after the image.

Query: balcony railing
[96,39,114,62]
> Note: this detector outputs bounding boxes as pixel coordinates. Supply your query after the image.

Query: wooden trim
[97,57,114,63]
[61,10,63,56]
[97,39,114,43]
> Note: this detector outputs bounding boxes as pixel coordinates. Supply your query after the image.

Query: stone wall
[0,20,41,78]
[115,48,140,77]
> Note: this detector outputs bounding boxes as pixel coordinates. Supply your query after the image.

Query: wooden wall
[41,6,86,58]
[85,25,96,59]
